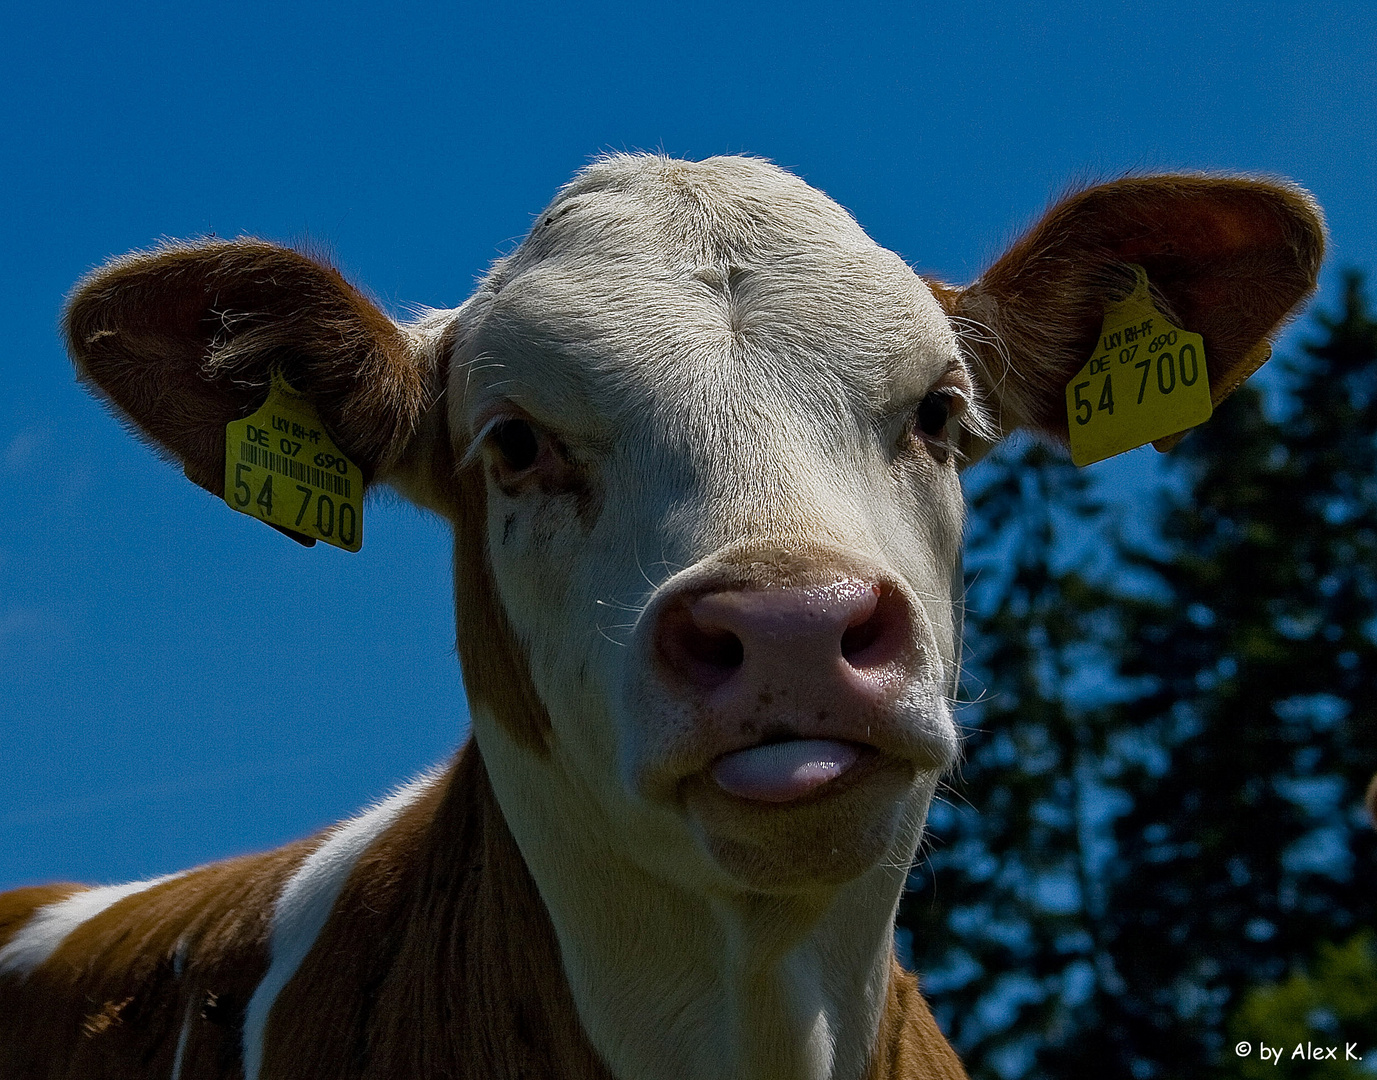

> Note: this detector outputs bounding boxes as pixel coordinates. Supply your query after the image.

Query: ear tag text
[224,373,363,551]
[1066,265,1212,467]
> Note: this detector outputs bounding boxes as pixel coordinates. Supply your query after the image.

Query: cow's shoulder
[0,841,311,1079]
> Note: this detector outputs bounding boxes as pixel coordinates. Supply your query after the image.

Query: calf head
[67,156,1322,910]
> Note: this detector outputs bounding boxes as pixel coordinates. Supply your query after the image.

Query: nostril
[839,614,880,659]
[684,625,745,671]
[839,585,906,668]
[655,601,745,689]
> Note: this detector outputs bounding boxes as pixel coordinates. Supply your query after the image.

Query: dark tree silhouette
[903,273,1377,1079]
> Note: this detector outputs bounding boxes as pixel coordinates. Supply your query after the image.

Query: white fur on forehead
[465,154,963,435]
[516,154,876,269]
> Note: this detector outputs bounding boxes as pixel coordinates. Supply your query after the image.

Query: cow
[0,155,1323,1079]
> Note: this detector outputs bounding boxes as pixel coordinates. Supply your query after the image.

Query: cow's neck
[473,709,919,1080]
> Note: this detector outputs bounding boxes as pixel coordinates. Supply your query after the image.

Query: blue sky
[2,0,1374,890]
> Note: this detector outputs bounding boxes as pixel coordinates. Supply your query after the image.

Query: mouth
[676,736,922,890]
[644,707,955,812]
[707,737,879,804]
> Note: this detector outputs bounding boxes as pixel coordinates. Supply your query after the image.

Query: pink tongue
[710,739,860,803]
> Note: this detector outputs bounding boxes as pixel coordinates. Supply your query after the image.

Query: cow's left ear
[65,239,441,498]
[947,175,1324,445]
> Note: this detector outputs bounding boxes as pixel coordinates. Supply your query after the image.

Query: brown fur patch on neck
[264,743,612,1078]
[866,961,969,1079]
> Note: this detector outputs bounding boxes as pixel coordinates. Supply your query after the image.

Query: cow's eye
[916,393,951,437]
[906,390,966,465]
[493,419,540,471]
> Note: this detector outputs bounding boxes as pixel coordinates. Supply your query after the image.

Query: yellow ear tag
[1066,265,1212,467]
[223,373,363,551]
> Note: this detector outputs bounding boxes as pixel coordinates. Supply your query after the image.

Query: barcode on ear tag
[223,373,363,551]
[1066,265,1212,467]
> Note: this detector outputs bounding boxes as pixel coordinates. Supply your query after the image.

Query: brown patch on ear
[64,239,434,496]
[452,457,554,755]
[922,278,961,318]
[377,316,464,518]
[957,176,1325,440]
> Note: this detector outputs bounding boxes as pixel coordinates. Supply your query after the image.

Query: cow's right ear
[65,239,441,499]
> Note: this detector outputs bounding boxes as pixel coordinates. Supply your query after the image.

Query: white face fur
[438,155,977,897]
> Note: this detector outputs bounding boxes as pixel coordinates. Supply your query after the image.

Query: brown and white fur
[0,155,1323,1080]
